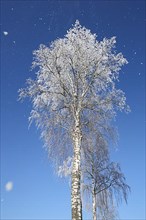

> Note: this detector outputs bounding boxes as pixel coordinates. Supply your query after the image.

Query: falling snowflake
[3,31,8,36]
[5,181,13,191]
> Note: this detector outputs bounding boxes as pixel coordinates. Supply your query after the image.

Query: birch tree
[82,131,130,220]
[19,20,129,219]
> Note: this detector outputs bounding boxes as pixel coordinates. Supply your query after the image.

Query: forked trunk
[92,182,97,220]
[71,116,82,220]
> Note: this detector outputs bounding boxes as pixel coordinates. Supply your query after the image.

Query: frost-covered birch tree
[82,131,130,220]
[19,20,129,220]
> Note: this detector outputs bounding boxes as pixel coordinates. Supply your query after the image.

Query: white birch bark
[92,181,97,220]
[71,113,82,220]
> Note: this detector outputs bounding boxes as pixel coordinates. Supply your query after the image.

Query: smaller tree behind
[82,130,130,220]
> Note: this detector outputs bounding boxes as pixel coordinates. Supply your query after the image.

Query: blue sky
[1,0,145,219]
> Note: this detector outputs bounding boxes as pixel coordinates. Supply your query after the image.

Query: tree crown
[19,20,129,163]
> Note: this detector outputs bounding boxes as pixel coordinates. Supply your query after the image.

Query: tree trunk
[71,114,82,220]
[92,182,97,220]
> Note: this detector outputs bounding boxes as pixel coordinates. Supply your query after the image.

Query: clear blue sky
[1,0,145,219]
